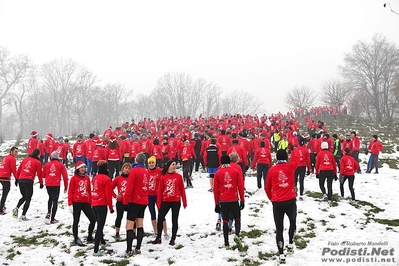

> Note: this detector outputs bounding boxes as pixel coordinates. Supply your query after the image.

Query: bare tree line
[285,34,399,122]
[0,51,264,140]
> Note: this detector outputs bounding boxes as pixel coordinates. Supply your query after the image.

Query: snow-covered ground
[0,142,398,266]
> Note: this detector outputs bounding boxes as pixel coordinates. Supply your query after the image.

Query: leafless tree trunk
[285,86,317,110]
[321,79,350,111]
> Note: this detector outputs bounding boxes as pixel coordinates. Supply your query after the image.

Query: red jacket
[0,154,17,179]
[147,167,162,196]
[28,137,38,155]
[157,172,187,209]
[120,139,131,158]
[112,174,129,201]
[351,136,360,151]
[16,156,43,184]
[368,140,383,155]
[123,165,149,205]
[44,138,55,154]
[161,143,171,159]
[265,160,297,203]
[139,139,150,153]
[91,173,114,211]
[92,145,106,162]
[43,159,68,189]
[130,142,140,159]
[53,142,67,160]
[340,155,359,176]
[217,135,231,152]
[214,165,244,204]
[180,144,196,160]
[150,144,163,159]
[252,147,272,169]
[68,174,91,205]
[73,141,86,157]
[106,147,122,161]
[290,146,311,170]
[85,139,96,159]
[315,149,337,175]
[227,145,248,166]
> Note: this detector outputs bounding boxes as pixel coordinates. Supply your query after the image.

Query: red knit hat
[75,161,86,170]
[109,136,116,142]
[93,136,99,143]
[46,133,53,138]
[30,131,38,137]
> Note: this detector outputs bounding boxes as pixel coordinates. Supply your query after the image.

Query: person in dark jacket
[203,138,221,192]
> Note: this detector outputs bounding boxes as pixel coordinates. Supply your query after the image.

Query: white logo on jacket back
[223,171,233,189]
[49,163,56,177]
[278,170,289,188]
[345,158,353,170]
[165,178,176,197]
[323,154,331,165]
[23,161,32,173]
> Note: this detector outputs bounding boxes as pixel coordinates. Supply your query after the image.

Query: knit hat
[97,160,108,174]
[75,161,86,170]
[221,155,230,164]
[109,136,116,142]
[276,149,288,160]
[30,131,38,137]
[58,136,64,141]
[46,133,53,138]
[321,141,329,150]
[51,151,59,160]
[148,156,156,164]
[93,136,99,143]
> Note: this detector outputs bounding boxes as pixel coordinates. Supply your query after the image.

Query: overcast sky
[0,0,398,115]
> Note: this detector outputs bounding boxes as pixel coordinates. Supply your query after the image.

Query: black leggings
[108,160,120,180]
[256,164,270,189]
[182,160,193,187]
[220,201,241,246]
[72,202,96,241]
[16,181,34,216]
[46,186,60,221]
[273,201,297,254]
[115,201,125,228]
[157,201,181,241]
[93,205,107,253]
[295,166,306,196]
[340,175,355,200]
[0,181,10,211]
[319,170,334,200]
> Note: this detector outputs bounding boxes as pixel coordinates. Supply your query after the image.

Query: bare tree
[320,79,350,110]
[0,47,32,127]
[220,90,264,115]
[341,34,399,121]
[285,86,317,110]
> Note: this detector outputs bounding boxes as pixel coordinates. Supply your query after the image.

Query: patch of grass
[252,241,264,245]
[242,258,261,266]
[175,244,184,250]
[298,228,306,233]
[303,232,316,238]
[329,214,336,219]
[227,258,238,262]
[374,219,399,226]
[304,191,323,199]
[74,250,86,258]
[326,228,335,232]
[320,220,327,226]
[100,259,130,266]
[258,250,277,260]
[240,229,267,238]
[247,224,255,228]
[294,237,309,250]
[11,230,56,246]
[167,257,175,265]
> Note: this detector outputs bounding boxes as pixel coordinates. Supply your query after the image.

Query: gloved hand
[15,180,18,187]
[334,175,338,181]
[240,201,245,210]
[69,205,74,214]
[316,174,319,179]
[110,209,115,214]
[40,184,44,189]
[306,171,310,176]
[214,204,221,213]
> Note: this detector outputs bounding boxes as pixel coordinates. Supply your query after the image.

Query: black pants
[310,153,317,173]
[93,205,107,253]
[351,151,361,173]
[72,202,96,241]
[294,166,306,196]
[108,160,120,180]
[115,201,125,228]
[157,201,181,241]
[194,152,204,172]
[256,164,270,189]
[182,160,193,187]
[46,186,60,221]
[92,161,98,177]
[340,175,355,200]
[319,170,334,200]
[220,201,241,246]
[334,156,341,171]
[0,181,10,211]
[16,181,34,216]
[273,200,297,254]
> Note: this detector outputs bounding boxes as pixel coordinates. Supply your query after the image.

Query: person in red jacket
[366,135,384,174]
[265,149,298,264]
[180,139,196,188]
[68,161,96,246]
[150,138,163,168]
[251,141,272,189]
[152,160,187,246]
[112,162,131,241]
[161,137,171,165]
[123,153,149,258]
[106,136,121,180]
[147,156,169,240]
[12,148,43,221]
[213,155,244,250]
[0,146,18,215]
[44,133,55,164]
[290,140,311,196]
[43,151,68,224]
[217,129,231,156]
[350,131,361,174]
[53,136,67,164]
[315,141,337,206]
[27,131,38,156]
[120,135,131,165]
[339,148,359,203]
[91,160,115,256]
[73,134,86,166]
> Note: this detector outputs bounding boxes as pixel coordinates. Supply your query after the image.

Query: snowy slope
[0,144,398,266]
